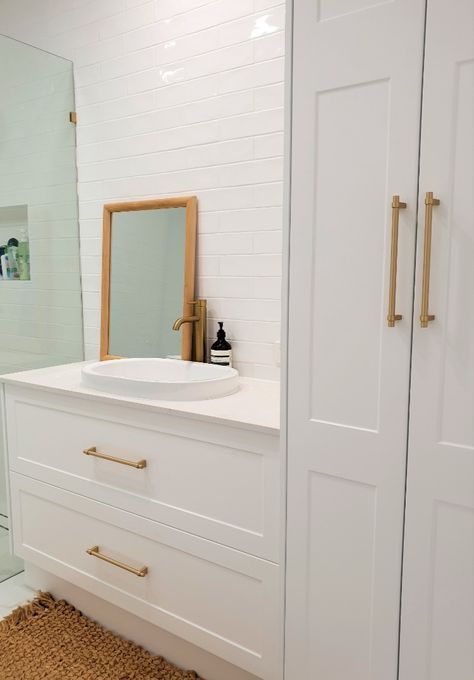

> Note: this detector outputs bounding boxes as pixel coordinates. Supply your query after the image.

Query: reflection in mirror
[101,198,196,361]
[109,208,186,358]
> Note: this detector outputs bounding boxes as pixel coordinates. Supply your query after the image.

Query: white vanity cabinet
[1,368,283,680]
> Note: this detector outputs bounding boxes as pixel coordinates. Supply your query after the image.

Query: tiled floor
[0,572,34,619]
[0,525,29,619]
[0,526,23,583]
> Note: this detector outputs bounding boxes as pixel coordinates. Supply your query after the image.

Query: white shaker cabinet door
[286,1,426,679]
[399,1,474,678]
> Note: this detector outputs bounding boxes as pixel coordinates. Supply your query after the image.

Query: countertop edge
[0,372,280,437]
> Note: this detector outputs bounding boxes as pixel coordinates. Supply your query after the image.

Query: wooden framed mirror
[100,197,197,361]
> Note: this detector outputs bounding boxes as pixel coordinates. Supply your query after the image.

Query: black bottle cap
[211,322,232,353]
[217,321,226,339]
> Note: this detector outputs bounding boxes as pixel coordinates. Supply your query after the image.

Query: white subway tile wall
[0,0,285,379]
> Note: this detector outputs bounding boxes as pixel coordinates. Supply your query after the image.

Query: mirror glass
[101,198,196,361]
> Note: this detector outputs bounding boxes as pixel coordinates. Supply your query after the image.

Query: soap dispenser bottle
[210,322,232,367]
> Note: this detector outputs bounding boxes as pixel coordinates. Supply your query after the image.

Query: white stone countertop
[0,361,280,435]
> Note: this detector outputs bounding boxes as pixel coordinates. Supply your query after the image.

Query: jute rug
[0,592,202,679]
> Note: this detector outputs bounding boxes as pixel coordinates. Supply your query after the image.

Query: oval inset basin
[81,358,239,401]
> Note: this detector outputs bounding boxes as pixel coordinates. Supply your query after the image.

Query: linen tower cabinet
[285,0,473,678]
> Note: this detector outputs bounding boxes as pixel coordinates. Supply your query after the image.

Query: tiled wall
[0,36,84,374]
[0,0,285,380]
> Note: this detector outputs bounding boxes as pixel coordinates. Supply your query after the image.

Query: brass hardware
[420,192,440,327]
[173,299,207,362]
[86,545,148,577]
[83,446,146,469]
[69,112,77,124]
[387,195,407,326]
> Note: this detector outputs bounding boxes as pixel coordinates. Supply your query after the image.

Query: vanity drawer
[5,386,280,561]
[11,474,282,680]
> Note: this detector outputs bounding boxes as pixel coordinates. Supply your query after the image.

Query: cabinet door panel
[286,2,426,678]
[399,1,474,677]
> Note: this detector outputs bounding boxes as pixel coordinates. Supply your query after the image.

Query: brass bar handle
[387,195,407,326]
[83,446,146,469]
[86,545,148,577]
[420,192,440,327]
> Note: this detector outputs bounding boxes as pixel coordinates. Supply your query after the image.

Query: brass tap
[172,316,199,331]
[173,299,207,363]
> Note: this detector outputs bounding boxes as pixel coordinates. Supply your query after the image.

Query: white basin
[81,358,239,401]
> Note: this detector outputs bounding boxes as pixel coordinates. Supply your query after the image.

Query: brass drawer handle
[86,545,148,577]
[83,446,146,469]
[420,192,440,327]
[387,195,407,326]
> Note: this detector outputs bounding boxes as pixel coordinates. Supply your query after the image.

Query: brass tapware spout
[172,315,199,331]
[173,299,207,362]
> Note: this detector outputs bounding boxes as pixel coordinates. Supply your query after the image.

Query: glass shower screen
[0,35,84,582]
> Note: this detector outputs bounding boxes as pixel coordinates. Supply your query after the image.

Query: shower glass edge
[0,34,84,583]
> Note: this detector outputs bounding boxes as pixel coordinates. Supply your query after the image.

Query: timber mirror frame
[100,196,197,361]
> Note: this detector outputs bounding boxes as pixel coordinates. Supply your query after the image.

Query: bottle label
[210,349,232,367]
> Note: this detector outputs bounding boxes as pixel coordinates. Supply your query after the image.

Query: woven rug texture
[0,592,201,679]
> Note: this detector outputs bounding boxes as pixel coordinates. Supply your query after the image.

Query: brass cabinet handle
[387,195,407,326]
[420,192,440,327]
[86,545,148,577]
[83,446,146,469]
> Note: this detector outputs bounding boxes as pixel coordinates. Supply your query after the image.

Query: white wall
[0,0,285,379]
